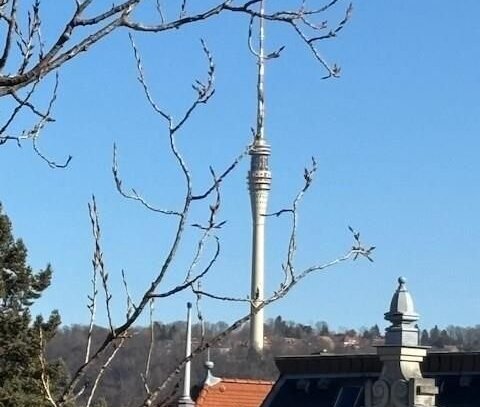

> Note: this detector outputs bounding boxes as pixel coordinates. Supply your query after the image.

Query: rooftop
[195,378,274,407]
[275,351,480,376]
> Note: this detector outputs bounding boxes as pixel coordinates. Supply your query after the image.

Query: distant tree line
[420,324,480,350]
[46,317,480,407]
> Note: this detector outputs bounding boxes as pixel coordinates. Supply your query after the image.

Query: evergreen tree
[316,321,330,336]
[0,204,65,407]
[370,324,381,338]
[430,325,441,347]
[421,329,430,346]
[273,316,286,336]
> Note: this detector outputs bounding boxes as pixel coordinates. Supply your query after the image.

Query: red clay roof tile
[195,378,273,407]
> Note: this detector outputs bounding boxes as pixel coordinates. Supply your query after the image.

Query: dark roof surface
[262,351,480,407]
[275,351,480,375]
[264,374,480,407]
[264,376,366,407]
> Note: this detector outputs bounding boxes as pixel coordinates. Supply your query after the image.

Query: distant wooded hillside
[47,317,480,407]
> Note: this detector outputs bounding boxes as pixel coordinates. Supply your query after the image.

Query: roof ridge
[218,378,275,385]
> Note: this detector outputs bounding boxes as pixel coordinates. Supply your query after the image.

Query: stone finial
[204,358,221,387]
[384,277,420,346]
[365,277,438,407]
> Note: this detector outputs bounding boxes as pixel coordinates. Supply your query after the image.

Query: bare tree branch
[148,235,220,300]
[58,31,221,400]
[15,2,361,405]
[39,327,59,407]
[0,0,16,71]
[148,240,371,407]
[88,196,114,336]
[140,299,155,396]
[121,269,136,319]
[112,143,182,216]
[85,337,126,407]
[0,79,40,137]
[192,146,250,201]
[9,89,54,121]
[84,225,99,364]
[142,152,373,406]
[0,0,352,167]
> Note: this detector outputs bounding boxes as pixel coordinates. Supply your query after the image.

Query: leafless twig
[85,337,127,407]
[141,299,155,396]
[39,327,58,407]
[84,231,98,364]
[121,269,136,319]
[44,1,358,405]
[1,0,352,166]
[88,196,114,336]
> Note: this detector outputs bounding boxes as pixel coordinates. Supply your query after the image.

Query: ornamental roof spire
[203,348,221,387]
[384,277,420,347]
[365,277,438,406]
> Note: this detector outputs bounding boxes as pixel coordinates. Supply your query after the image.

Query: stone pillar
[365,277,438,407]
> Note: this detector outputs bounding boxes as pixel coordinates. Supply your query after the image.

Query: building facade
[261,278,480,407]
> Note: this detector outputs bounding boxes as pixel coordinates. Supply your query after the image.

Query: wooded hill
[47,317,480,407]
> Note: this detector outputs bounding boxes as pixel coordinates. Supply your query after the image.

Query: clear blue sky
[1,1,479,333]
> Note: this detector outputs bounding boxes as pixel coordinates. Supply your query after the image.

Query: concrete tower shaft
[248,140,271,352]
[248,0,270,353]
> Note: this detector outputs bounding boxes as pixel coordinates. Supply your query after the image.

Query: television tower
[248,0,271,353]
